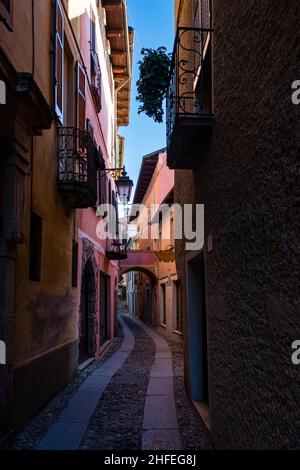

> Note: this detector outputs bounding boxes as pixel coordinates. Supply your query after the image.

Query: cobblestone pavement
[80,316,155,450]
[12,315,211,450]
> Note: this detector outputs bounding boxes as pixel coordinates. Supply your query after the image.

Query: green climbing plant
[136,47,172,123]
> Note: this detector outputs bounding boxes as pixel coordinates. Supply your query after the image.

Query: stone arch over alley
[120,264,158,326]
[120,250,157,280]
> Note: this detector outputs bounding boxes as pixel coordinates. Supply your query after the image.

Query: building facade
[0,0,132,443]
[126,150,182,333]
[74,0,133,363]
[168,0,300,449]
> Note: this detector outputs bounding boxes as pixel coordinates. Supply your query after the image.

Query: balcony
[166,27,214,170]
[57,127,97,209]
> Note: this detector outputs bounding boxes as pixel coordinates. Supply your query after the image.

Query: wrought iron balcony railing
[166,27,214,169]
[57,127,97,209]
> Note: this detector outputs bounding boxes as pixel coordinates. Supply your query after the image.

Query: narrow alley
[12,314,211,451]
[1,0,300,456]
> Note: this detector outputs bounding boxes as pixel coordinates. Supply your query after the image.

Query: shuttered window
[96,171,101,207]
[101,175,107,205]
[108,180,112,205]
[90,10,96,53]
[77,62,86,131]
[54,0,64,122]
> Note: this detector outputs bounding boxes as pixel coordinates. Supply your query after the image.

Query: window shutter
[90,10,96,52]
[101,175,107,205]
[54,0,64,122]
[108,180,112,205]
[77,62,86,131]
[96,171,101,207]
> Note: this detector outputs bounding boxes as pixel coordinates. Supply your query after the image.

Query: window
[108,180,112,205]
[63,39,75,127]
[96,172,101,207]
[77,62,86,131]
[72,241,78,287]
[29,213,43,281]
[0,0,13,31]
[54,0,64,122]
[97,174,107,206]
[90,7,102,113]
[90,9,96,54]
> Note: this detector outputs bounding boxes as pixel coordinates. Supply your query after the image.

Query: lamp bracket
[100,167,125,179]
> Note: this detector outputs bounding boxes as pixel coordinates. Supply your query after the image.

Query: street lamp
[101,166,133,204]
[115,167,134,204]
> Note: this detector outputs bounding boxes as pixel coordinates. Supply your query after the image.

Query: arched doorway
[79,260,97,363]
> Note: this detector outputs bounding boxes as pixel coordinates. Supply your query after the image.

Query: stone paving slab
[79,375,111,392]
[118,344,135,353]
[57,392,100,423]
[143,395,178,430]
[142,429,183,451]
[150,365,173,378]
[37,422,87,450]
[154,359,173,366]
[92,366,121,376]
[129,316,183,451]
[107,351,131,361]
[147,377,174,396]
[156,352,172,359]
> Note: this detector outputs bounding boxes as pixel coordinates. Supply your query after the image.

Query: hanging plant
[136,47,172,123]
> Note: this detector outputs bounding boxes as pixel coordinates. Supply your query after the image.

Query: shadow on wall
[26,289,73,350]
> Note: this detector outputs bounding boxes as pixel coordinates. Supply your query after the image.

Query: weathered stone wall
[175,0,300,449]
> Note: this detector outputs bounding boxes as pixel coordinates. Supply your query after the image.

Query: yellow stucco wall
[1,0,77,366]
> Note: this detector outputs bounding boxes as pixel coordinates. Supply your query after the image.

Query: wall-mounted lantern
[101,166,134,204]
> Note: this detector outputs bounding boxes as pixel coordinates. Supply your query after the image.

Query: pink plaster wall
[136,152,177,280]
[76,4,118,354]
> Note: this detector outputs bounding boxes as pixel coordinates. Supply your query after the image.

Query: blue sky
[120,0,174,187]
